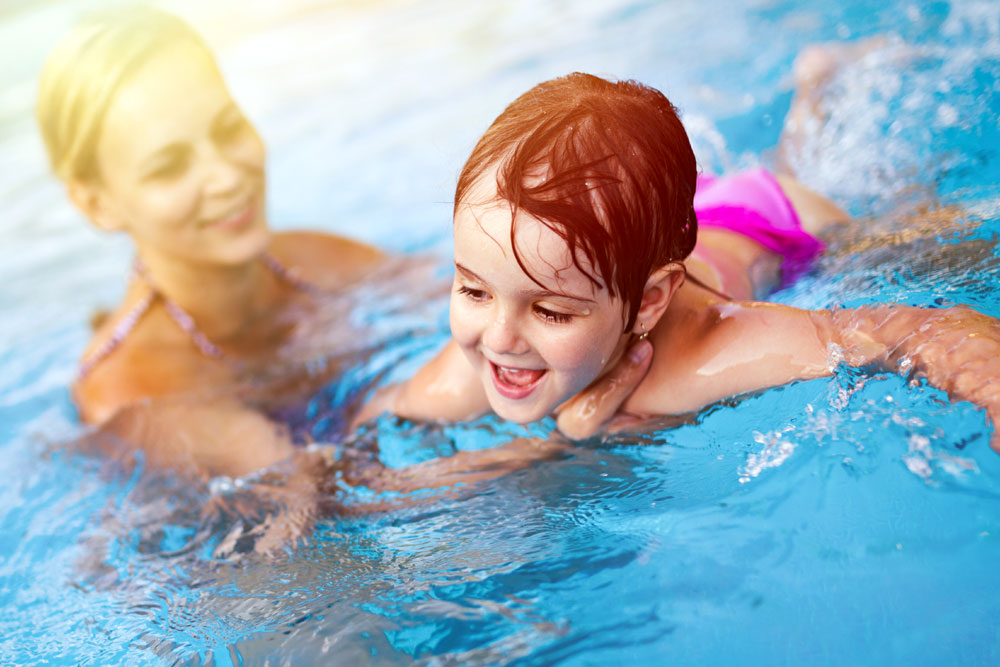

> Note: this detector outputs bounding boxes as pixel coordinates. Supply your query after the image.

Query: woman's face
[89,44,268,266]
[450,174,631,424]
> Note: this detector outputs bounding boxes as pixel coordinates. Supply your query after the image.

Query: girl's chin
[491,404,549,425]
[487,391,560,425]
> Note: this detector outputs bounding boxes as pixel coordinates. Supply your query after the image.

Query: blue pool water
[2,0,1000,664]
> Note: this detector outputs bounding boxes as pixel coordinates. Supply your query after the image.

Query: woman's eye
[535,305,573,324]
[216,116,250,143]
[145,157,187,181]
[457,285,489,301]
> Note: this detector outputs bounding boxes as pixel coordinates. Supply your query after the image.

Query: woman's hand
[828,305,1000,451]
[554,339,654,440]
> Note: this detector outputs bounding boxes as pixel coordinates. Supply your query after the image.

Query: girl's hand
[896,306,1000,452]
[830,305,1000,452]
[555,339,654,440]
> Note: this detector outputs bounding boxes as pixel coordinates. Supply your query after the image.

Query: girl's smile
[450,173,631,424]
[490,362,547,400]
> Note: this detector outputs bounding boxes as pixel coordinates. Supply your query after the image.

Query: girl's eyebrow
[454,262,596,304]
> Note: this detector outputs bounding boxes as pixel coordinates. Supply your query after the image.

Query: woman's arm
[88,397,297,478]
[333,436,573,514]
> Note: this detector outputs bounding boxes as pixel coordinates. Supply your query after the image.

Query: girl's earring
[638,323,649,341]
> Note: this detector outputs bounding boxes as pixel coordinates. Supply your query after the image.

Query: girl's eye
[457,285,489,301]
[535,305,573,324]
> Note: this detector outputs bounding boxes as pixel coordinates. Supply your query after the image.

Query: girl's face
[450,175,631,424]
[86,44,268,266]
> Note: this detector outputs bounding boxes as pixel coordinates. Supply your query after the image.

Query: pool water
[2,0,1000,664]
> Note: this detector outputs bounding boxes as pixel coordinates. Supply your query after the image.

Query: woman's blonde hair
[36,5,217,182]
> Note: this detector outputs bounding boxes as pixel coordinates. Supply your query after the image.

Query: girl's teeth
[497,365,545,386]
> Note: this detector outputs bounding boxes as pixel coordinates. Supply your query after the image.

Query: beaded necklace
[77,253,319,379]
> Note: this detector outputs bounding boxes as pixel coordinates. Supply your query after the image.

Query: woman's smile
[205,199,259,231]
[92,43,269,266]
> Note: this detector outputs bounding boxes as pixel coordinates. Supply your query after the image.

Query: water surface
[2,0,1000,664]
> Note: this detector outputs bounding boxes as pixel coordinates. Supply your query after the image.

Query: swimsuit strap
[672,261,734,302]
[625,262,733,340]
[76,253,318,380]
[77,289,156,379]
[685,273,733,301]
[261,252,325,296]
[132,259,227,361]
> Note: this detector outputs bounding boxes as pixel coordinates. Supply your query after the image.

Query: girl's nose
[482,310,530,356]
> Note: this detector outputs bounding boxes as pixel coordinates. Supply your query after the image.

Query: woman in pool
[38,7,637,479]
[357,72,1000,451]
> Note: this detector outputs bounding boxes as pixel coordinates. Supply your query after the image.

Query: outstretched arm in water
[825,304,1000,450]
[618,300,1000,452]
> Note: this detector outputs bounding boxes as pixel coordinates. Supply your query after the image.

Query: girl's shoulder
[268,230,385,290]
[623,301,832,417]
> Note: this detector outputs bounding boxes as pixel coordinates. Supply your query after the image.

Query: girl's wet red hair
[455,72,698,330]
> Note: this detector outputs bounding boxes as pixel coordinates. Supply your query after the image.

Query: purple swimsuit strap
[77,290,156,380]
[76,253,317,380]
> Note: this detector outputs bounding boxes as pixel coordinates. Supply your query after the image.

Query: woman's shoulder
[268,230,385,289]
[74,293,227,423]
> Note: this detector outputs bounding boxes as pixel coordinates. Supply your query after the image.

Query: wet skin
[84,43,270,269]
[450,194,634,424]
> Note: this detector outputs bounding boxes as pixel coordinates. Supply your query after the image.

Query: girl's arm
[353,338,656,438]
[820,304,1000,450]
[632,302,1000,451]
[354,340,490,426]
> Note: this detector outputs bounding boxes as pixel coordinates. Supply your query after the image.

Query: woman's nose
[202,151,242,196]
[482,309,529,356]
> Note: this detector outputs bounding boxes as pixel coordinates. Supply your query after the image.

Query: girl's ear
[631,263,686,334]
[67,179,126,232]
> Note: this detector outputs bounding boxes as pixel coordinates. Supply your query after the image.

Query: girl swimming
[357,72,1000,451]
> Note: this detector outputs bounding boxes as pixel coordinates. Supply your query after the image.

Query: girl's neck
[135,249,276,342]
